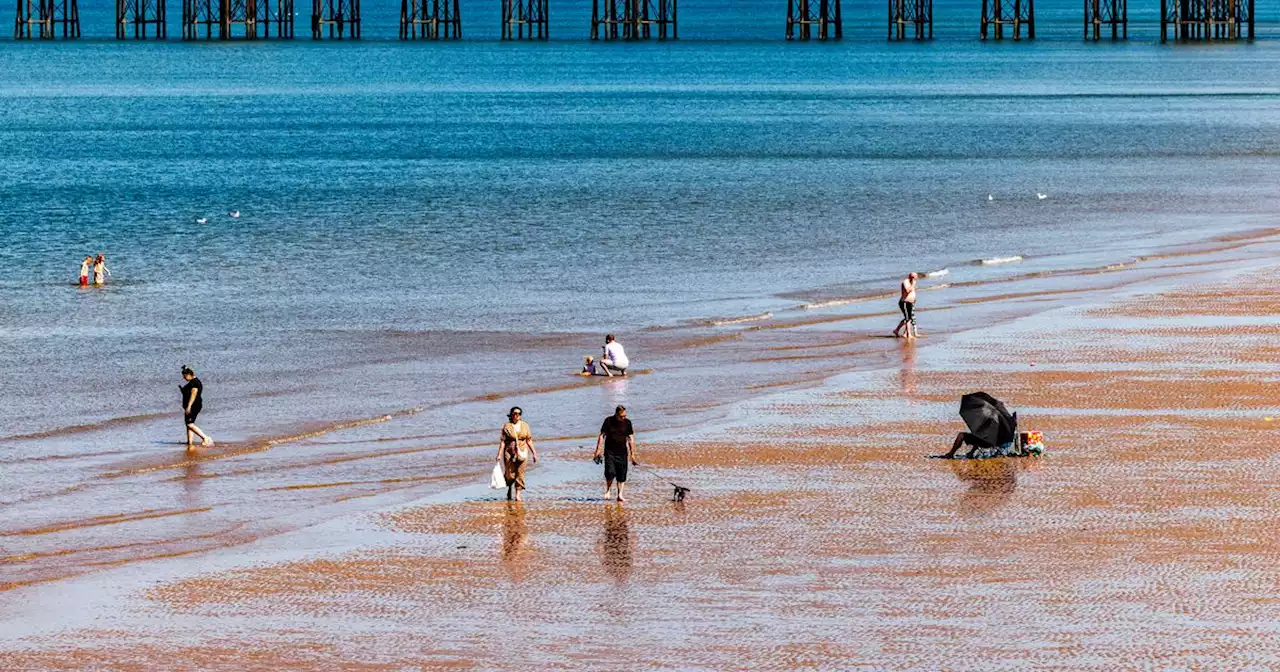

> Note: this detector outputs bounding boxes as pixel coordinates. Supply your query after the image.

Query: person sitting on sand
[180,366,213,448]
[600,334,629,375]
[942,431,993,459]
[893,272,918,339]
[498,407,538,502]
[78,255,93,287]
[582,356,597,376]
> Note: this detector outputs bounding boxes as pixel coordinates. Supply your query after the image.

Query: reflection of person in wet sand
[500,502,528,570]
[599,504,633,584]
[950,458,1018,517]
[180,366,213,448]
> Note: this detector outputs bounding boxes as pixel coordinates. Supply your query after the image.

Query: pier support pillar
[183,0,286,38]
[1160,0,1252,41]
[887,0,930,39]
[400,0,460,39]
[981,0,1034,40]
[502,0,546,39]
[14,0,79,38]
[1084,0,1125,39]
[117,0,167,38]
[313,0,360,38]
[787,0,841,40]
[591,0,676,40]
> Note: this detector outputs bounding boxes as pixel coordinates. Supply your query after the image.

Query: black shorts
[603,454,629,483]
[185,408,201,424]
[898,300,916,324]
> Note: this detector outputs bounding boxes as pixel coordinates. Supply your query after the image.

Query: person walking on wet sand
[893,272,919,339]
[594,405,637,502]
[180,366,213,448]
[498,407,538,502]
[78,255,93,287]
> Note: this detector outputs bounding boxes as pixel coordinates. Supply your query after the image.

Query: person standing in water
[893,272,919,339]
[594,405,637,502]
[498,407,538,502]
[92,254,110,287]
[78,255,93,287]
[180,366,213,448]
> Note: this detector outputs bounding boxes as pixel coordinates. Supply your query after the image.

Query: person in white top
[600,334,629,376]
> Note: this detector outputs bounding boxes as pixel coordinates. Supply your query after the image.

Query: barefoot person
[893,272,919,339]
[600,334,629,376]
[180,366,213,448]
[594,405,637,502]
[92,253,110,287]
[78,255,93,287]
[498,407,538,502]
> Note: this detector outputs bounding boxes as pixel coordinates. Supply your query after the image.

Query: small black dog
[673,486,689,502]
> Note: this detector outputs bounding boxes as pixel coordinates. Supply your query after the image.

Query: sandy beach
[0,228,1275,669]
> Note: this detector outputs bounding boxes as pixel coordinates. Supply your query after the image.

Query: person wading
[498,407,538,502]
[893,272,919,339]
[594,405,637,502]
[180,366,213,448]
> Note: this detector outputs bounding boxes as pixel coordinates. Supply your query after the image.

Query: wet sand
[1,234,1278,669]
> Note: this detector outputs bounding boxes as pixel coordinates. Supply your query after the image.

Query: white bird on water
[1037,193,1048,200]
[195,217,208,224]
[228,210,241,219]
[987,194,994,202]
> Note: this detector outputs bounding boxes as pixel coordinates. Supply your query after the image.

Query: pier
[180,0,294,39]
[13,0,79,38]
[1085,0,1127,39]
[117,0,166,38]
[981,0,1035,39]
[502,0,547,39]
[888,0,931,40]
[314,0,359,38]
[786,0,841,40]
[1161,0,1253,40]
[401,0,459,39]
[590,0,677,40]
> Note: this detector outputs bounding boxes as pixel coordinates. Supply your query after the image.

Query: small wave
[924,283,951,290]
[708,312,773,326]
[980,256,1024,265]
[924,268,949,278]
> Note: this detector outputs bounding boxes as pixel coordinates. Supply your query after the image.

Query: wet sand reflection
[897,339,917,397]
[949,458,1020,518]
[500,502,528,580]
[599,504,633,584]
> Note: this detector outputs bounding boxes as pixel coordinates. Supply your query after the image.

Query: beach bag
[489,462,505,489]
[1020,431,1046,455]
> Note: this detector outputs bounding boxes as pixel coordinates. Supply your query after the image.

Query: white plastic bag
[489,462,505,489]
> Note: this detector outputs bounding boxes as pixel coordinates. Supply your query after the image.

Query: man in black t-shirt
[593,405,637,502]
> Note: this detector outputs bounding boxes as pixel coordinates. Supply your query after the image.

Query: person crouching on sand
[78,255,93,287]
[92,253,110,287]
[600,334,629,375]
[180,366,213,448]
[499,407,538,502]
[594,405,637,502]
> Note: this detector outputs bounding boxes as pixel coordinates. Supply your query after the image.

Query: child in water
[92,254,110,286]
[581,356,597,376]
[78,255,93,287]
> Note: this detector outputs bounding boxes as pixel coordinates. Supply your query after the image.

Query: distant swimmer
[581,355,597,376]
[594,405,637,502]
[498,407,538,502]
[893,272,919,339]
[78,255,93,287]
[228,211,241,219]
[92,254,110,287]
[180,366,213,449]
[599,334,629,376]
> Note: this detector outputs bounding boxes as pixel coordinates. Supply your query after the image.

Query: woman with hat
[497,407,538,501]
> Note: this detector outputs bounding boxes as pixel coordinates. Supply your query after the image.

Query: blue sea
[3,3,1280,556]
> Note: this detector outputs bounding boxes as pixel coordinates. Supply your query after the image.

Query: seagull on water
[1037,193,1048,200]
[987,194,994,202]
[195,217,208,224]
[228,210,241,219]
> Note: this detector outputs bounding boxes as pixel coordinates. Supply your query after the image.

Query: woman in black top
[180,366,213,448]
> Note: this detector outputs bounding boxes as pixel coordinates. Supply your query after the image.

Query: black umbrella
[959,392,1018,448]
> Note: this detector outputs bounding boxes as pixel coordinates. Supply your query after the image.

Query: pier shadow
[599,504,633,585]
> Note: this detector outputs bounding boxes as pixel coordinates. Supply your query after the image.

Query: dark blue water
[3,34,1280,442]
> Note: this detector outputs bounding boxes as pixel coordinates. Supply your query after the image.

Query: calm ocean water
[4,17,1280,442]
